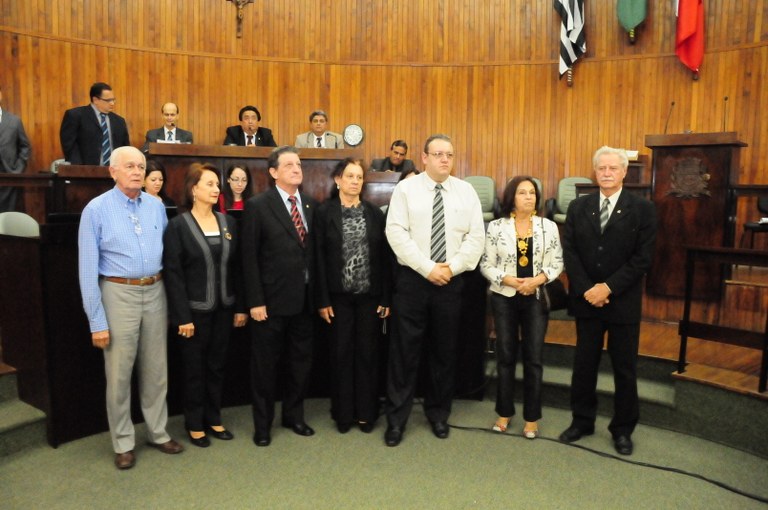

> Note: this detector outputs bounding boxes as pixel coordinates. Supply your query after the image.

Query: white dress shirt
[386,172,485,278]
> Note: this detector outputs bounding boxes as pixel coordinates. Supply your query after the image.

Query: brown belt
[102,273,163,286]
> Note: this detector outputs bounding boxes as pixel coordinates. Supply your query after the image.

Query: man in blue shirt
[78,145,183,470]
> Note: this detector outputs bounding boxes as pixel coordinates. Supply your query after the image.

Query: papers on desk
[758,218,768,224]
[626,150,639,161]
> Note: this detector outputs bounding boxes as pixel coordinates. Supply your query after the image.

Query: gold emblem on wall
[667,158,711,198]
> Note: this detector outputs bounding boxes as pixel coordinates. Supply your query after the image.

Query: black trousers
[327,292,382,425]
[180,307,233,431]
[570,318,640,438]
[249,307,313,434]
[491,292,548,422]
[386,268,464,428]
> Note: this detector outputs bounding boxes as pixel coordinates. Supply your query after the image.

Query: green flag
[617,0,647,31]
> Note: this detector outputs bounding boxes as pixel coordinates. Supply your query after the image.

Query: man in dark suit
[241,145,316,447]
[0,86,31,212]
[371,140,417,173]
[559,146,657,456]
[142,102,193,152]
[294,110,344,149]
[60,82,130,165]
[223,105,276,147]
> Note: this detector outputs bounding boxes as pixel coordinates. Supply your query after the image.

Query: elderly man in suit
[294,110,344,149]
[142,102,193,151]
[0,86,31,212]
[241,145,317,447]
[223,105,276,147]
[371,140,417,173]
[559,146,657,456]
[60,82,130,165]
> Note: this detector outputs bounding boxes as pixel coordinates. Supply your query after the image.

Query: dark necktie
[430,184,446,262]
[247,135,254,146]
[99,113,110,166]
[166,130,173,142]
[288,195,307,244]
[316,137,322,148]
[600,198,610,233]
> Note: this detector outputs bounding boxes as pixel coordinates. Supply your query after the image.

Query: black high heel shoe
[188,431,211,448]
[207,427,234,440]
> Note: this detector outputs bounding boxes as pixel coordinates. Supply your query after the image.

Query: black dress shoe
[430,421,450,439]
[337,422,352,434]
[558,425,595,443]
[613,435,633,455]
[283,422,315,437]
[207,427,234,440]
[253,432,271,447]
[384,426,403,447]
[188,433,210,448]
[358,422,375,434]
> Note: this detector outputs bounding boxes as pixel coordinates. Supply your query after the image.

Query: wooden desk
[148,144,363,206]
[362,171,401,207]
[0,174,54,223]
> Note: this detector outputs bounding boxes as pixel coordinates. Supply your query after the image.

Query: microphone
[722,96,729,132]
[663,101,676,134]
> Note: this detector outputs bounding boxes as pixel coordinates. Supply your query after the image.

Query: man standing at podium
[60,82,130,165]
[559,146,657,456]
[78,146,183,470]
[223,105,277,147]
[0,86,31,212]
[294,110,344,149]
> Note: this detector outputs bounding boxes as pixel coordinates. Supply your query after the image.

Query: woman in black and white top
[163,163,247,447]
[480,176,563,439]
[315,158,391,434]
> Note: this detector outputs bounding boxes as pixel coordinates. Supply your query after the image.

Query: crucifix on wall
[227,0,255,38]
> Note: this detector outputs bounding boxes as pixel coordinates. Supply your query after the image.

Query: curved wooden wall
[2,0,767,322]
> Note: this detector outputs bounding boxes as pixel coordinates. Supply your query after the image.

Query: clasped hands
[427,262,453,286]
[584,283,611,308]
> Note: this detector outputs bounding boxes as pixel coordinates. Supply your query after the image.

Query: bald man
[142,102,193,151]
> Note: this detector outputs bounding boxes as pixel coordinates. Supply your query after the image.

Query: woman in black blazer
[163,163,248,447]
[315,158,391,433]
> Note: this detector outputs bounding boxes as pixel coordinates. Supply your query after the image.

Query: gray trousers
[100,279,170,453]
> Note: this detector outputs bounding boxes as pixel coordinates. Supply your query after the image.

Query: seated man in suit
[142,102,193,151]
[371,140,417,173]
[60,82,130,165]
[224,105,276,147]
[294,110,344,149]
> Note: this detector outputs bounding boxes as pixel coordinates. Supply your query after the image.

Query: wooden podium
[645,132,747,298]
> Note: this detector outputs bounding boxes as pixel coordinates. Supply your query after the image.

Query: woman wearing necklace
[315,158,391,434]
[480,176,563,438]
[163,163,248,447]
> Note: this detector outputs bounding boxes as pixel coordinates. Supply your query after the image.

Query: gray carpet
[2,399,767,509]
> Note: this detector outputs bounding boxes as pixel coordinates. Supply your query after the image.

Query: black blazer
[314,197,392,308]
[562,190,657,324]
[59,105,130,165]
[370,158,417,173]
[223,126,277,147]
[163,211,243,326]
[241,187,316,316]
[142,127,193,151]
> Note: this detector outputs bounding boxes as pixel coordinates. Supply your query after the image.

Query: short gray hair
[592,146,628,169]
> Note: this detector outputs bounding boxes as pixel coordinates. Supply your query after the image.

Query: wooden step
[673,363,768,400]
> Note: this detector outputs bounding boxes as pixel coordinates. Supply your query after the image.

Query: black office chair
[741,196,768,249]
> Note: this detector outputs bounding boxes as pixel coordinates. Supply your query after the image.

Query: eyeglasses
[427,152,455,160]
[97,97,117,104]
[229,178,248,184]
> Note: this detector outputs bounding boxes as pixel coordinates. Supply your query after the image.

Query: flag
[554,0,586,78]
[617,0,647,32]
[676,0,704,73]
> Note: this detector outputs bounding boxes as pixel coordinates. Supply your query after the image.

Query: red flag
[676,0,704,72]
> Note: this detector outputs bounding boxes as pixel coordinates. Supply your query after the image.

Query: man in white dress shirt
[383,134,485,446]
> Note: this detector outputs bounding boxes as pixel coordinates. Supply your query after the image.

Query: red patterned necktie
[288,195,306,244]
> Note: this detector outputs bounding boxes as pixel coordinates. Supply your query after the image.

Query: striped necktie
[600,198,610,233]
[166,130,173,141]
[99,113,110,166]
[316,137,322,148]
[288,195,307,244]
[430,184,446,262]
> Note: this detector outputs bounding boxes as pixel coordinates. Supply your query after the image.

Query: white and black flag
[554,0,586,78]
